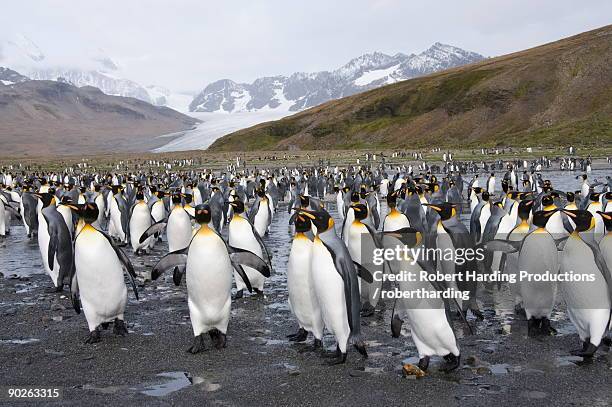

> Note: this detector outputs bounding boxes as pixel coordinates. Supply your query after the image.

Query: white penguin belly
[560,237,611,344]
[287,237,323,338]
[75,230,127,331]
[229,217,265,291]
[186,232,232,335]
[130,204,152,252]
[518,232,558,319]
[396,260,459,358]
[253,202,270,237]
[311,239,350,351]
[167,208,192,252]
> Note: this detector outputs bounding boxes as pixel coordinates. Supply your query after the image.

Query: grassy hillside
[210,25,612,151]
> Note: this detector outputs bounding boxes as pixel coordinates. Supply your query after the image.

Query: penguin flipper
[139,220,167,244]
[249,221,272,269]
[229,247,271,277]
[152,249,188,280]
[483,239,520,254]
[232,263,254,293]
[70,272,81,314]
[3,203,22,220]
[352,261,374,283]
[381,227,421,247]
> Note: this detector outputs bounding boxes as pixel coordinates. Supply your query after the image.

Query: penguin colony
[0,156,611,374]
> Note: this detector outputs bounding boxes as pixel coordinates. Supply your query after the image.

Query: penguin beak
[422,203,441,212]
[297,209,317,220]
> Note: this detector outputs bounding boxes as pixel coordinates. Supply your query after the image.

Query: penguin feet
[417,356,430,371]
[321,345,341,359]
[528,317,556,337]
[514,304,526,318]
[570,339,597,359]
[209,329,227,350]
[326,352,347,366]
[360,302,375,317]
[253,288,264,298]
[298,338,322,353]
[540,317,556,335]
[85,328,102,344]
[440,353,460,373]
[354,341,368,358]
[391,314,404,338]
[287,328,308,342]
[232,290,244,300]
[113,319,128,336]
[101,322,110,330]
[187,334,207,354]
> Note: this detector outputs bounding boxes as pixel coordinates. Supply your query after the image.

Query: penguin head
[299,195,310,207]
[482,191,490,202]
[517,199,534,220]
[229,199,245,214]
[257,188,266,198]
[350,192,360,203]
[351,203,368,221]
[562,209,594,232]
[424,202,456,221]
[136,190,145,201]
[590,193,601,202]
[34,192,56,208]
[194,204,211,224]
[80,203,99,224]
[386,191,397,208]
[541,195,555,209]
[298,209,333,233]
[60,196,73,205]
[597,211,612,232]
[171,193,182,204]
[566,191,575,202]
[184,194,193,205]
[294,214,312,234]
[532,209,557,228]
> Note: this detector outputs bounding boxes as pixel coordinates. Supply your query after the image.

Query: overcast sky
[1,0,610,93]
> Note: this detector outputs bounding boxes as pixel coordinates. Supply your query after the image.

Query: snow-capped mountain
[0,34,190,111]
[0,67,29,85]
[190,43,485,113]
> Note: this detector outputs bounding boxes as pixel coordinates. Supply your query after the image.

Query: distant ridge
[209,25,612,151]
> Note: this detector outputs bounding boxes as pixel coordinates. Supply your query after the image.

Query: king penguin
[298,208,369,364]
[228,199,272,299]
[72,203,139,343]
[151,204,270,352]
[559,209,611,359]
[34,192,74,291]
[286,215,324,347]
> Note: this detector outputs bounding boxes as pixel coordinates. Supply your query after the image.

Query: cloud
[0,0,609,92]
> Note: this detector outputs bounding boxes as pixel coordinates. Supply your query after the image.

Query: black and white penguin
[72,203,139,343]
[152,204,270,353]
[34,192,74,291]
[228,199,272,299]
[286,215,324,346]
[559,209,611,359]
[298,208,369,365]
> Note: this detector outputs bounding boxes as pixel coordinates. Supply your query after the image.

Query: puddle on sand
[138,372,195,397]
[0,338,40,345]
